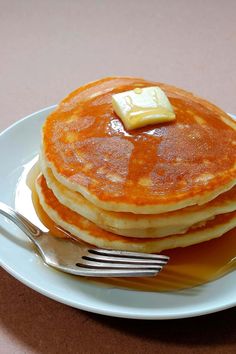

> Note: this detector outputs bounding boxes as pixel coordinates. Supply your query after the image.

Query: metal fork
[0,202,169,277]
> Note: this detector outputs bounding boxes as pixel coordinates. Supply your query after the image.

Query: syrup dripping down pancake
[36,175,236,253]
[41,161,236,238]
[42,77,236,214]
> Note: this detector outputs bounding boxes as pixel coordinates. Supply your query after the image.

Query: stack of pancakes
[36,77,236,253]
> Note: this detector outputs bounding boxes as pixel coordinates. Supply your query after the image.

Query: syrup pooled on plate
[15,156,236,292]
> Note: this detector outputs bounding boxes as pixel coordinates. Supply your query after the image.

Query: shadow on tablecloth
[1,268,236,354]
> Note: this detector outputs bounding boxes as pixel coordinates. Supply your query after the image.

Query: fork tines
[76,248,169,277]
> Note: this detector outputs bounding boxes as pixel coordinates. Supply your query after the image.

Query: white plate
[0,107,235,320]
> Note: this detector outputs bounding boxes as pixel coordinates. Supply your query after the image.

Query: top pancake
[42,77,236,214]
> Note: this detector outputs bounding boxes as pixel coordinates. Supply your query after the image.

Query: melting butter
[112,86,176,130]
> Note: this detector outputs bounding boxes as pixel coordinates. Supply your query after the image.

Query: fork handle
[0,201,42,242]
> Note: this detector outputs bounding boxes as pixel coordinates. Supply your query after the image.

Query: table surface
[0,0,236,353]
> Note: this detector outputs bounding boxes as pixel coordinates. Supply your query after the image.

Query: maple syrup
[14,156,236,292]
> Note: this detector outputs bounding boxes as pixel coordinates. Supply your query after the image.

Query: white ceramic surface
[0,107,235,320]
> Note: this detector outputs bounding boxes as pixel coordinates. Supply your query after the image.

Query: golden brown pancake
[42,77,236,214]
[41,162,236,237]
[36,174,236,253]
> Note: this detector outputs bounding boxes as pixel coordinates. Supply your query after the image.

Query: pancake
[41,161,236,237]
[36,174,236,253]
[42,77,236,214]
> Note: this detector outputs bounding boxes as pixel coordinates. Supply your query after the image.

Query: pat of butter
[112,86,176,130]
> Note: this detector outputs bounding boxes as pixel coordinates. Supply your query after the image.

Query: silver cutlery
[0,202,169,277]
